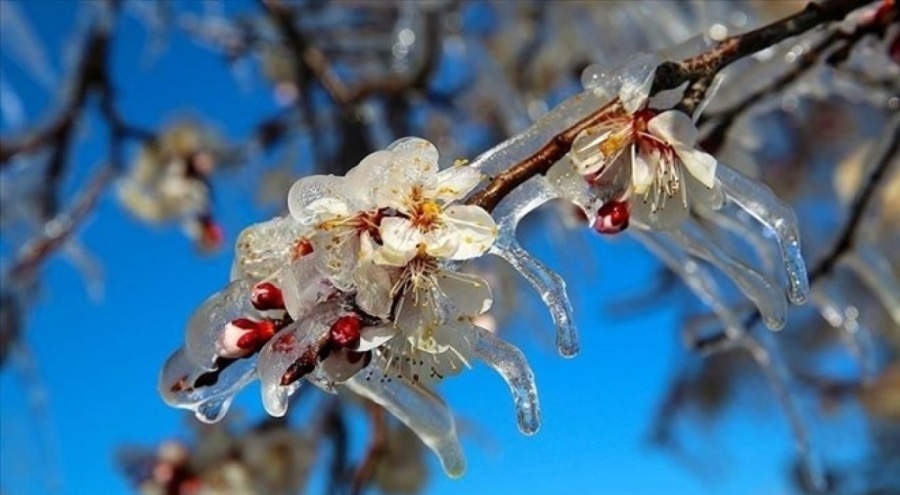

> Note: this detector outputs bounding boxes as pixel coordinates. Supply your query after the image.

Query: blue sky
[1,2,801,494]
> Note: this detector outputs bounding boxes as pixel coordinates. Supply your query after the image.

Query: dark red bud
[329,315,362,349]
[251,282,285,311]
[593,200,630,235]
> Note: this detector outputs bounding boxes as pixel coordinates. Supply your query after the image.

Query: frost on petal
[346,363,467,478]
[159,348,257,424]
[430,164,483,203]
[717,163,809,304]
[675,145,717,189]
[274,254,335,320]
[458,322,541,435]
[287,175,346,225]
[232,216,309,283]
[380,217,423,261]
[257,307,336,417]
[647,110,700,147]
[435,270,493,316]
[442,204,498,260]
[185,279,256,369]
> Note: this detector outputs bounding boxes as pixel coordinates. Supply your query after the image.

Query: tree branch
[466,0,877,213]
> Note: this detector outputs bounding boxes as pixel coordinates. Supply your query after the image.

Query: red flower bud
[251,282,285,311]
[329,315,362,349]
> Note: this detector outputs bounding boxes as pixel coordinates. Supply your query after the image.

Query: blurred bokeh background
[1,1,897,494]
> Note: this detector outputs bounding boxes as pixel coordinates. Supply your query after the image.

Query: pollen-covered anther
[593,200,631,234]
[251,282,285,311]
[329,314,362,349]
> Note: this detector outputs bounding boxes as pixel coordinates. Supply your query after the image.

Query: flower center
[411,200,442,231]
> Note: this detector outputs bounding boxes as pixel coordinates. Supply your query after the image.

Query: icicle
[345,362,466,478]
[488,177,580,357]
[184,279,256,370]
[490,240,579,357]
[663,219,788,330]
[158,348,257,424]
[716,163,809,305]
[695,204,778,278]
[741,332,827,493]
[811,280,879,382]
[632,230,746,348]
[461,321,541,435]
[841,245,900,326]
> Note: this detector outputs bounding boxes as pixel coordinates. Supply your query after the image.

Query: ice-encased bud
[185,279,257,369]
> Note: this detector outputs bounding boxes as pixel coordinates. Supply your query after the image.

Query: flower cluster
[549,61,720,234]
[160,137,540,477]
[117,122,224,252]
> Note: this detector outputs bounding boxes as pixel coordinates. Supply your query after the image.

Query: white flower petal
[674,145,717,189]
[356,325,397,351]
[354,260,394,319]
[345,150,393,206]
[430,165,483,203]
[378,217,423,265]
[388,136,440,167]
[232,216,309,283]
[617,52,658,113]
[422,228,460,259]
[647,110,699,147]
[441,205,498,260]
[631,147,654,194]
[435,270,493,316]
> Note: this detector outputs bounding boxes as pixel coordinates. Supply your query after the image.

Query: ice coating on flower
[257,308,335,417]
[370,138,494,265]
[346,362,467,478]
[271,252,336,320]
[231,216,311,283]
[159,348,258,424]
[184,279,257,369]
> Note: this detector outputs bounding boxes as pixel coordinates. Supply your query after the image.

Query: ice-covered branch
[465,0,877,213]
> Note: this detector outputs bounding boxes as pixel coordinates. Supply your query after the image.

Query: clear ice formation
[159,348,258,424]
[345,361,467,478]
[460,321,541,435]
[662,218,788,331]
[716,163,810,306]
[741,332,827,493]
[488,177,580,357]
